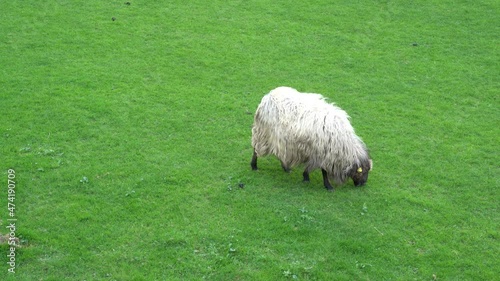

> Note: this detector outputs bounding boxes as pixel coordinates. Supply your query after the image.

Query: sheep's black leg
[321,169,334,191]
[302,169,310,182]
[251,150,258,170]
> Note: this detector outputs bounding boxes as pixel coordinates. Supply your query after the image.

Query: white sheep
[250,86,372,191]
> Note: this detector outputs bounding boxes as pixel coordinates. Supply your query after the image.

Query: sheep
[250,86,372,191]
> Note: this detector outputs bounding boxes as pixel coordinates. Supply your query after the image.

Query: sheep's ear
[369,159,373,170]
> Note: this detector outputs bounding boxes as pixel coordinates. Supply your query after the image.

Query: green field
[1,1,498,280]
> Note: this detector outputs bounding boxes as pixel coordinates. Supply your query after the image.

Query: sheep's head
[350,159,373,186]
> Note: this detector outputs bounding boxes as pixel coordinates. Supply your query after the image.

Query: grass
[1,0,498,280]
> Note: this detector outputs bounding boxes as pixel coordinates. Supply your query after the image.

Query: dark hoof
[326,188,334,192]
[251,162,258,170]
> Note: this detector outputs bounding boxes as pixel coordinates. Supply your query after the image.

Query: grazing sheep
[250,86,372,191]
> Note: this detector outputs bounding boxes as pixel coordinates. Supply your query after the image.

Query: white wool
[252,86,369,184]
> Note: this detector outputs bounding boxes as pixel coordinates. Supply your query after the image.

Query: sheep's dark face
[350,159,373,186]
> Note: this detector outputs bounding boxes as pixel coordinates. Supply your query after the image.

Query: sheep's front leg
[251,150,258,170]
[321,169,334,191]
[280,161,291,173]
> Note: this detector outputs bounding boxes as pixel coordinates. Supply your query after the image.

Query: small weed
[228,243,236,254]
[361,203,368,215]
[80,176,89,184]
[300,214,314,221]
[38,148,55,156]
[283,270,298,279]
[356,260,373,270]
[19,145,31,153]
[225,176,246,191]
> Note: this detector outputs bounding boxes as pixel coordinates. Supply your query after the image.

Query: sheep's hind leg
[302,169,310,182]
[321,169,334,191]
[251,150,258,170]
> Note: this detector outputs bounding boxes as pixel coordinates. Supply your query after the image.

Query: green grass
[1,0,498,280]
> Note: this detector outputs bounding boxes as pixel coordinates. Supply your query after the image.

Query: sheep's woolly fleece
[252,86,370,184]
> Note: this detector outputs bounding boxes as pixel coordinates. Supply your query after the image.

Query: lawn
[1,1,498,280]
